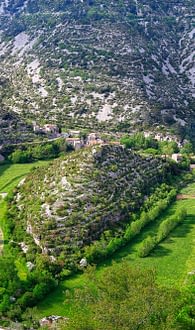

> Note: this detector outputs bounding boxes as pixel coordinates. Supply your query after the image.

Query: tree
[181,142,193,155]
[160,141,178,158]
[9,149,31,163]
[61,262,182,330]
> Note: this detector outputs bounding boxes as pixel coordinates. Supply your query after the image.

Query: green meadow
[0,162,49,194]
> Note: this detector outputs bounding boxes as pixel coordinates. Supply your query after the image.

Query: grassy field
[0,161,50,194]
[36,192,195,318]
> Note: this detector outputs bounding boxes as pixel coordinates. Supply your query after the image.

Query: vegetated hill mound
[0,0,194,133]
[12,144,173,267]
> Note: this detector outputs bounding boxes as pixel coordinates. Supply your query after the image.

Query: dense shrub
[138,236,157,257]
[8,138,68,163]
[157,208,187,242]
[138,208,187,257]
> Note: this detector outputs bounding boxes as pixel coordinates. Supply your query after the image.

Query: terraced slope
[0,0,194,133]
[10,144,174,268]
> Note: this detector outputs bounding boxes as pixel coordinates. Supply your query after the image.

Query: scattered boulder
[80,258,88,268]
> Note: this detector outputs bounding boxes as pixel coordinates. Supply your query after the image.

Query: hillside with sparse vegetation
[0,0,194,136]
[8,144,177,269]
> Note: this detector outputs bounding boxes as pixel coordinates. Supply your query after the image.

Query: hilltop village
[0,120,192,167]
[32,122,185,148]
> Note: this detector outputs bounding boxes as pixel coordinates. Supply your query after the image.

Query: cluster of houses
[66,131,104,150]
[33,123,105,149]
[33,123,60,135]
[144,131,183,148]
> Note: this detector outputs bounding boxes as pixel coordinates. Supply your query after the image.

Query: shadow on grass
[149,245,172,258]
[171,214,194,238]
[97,212,195,267]
[37,273,85,315]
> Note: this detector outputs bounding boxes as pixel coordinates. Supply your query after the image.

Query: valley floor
[0,162,195,321]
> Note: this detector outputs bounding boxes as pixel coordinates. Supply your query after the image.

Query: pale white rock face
[27,58,48,96]
[131,105,142,113]
[0,0,9,14]
[71,95,78,104]
[143,74,153,85]
[189,28,195,40]
[16,193,21,202]
[18,178,26,187]
[26,262,35,271]
[0,3,4,14]
[56,77,64,91]
[165,58,177,74]
[27,59,41,83]
[97,104,113,122]
[42,203,52,218]
[173,115,186,126]
[162,64,169,76]
[61,177,71,189]
[0,192,8,199]
[91,92,105,100]
[79,258,87,267]
[11,32,29,55]
[21,242,29,253]
[162,58,177,76]
[38,85,48,97]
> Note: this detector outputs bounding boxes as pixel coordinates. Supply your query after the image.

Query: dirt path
[176,194,195,200]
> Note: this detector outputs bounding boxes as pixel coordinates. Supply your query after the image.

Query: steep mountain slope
[0,108,36,145]
[11,144,174,267]
[0,0,194,132]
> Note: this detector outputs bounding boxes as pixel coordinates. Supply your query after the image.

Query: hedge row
[84,188,177,263]
[138,207,187,257]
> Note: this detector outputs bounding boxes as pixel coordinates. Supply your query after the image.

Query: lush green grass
[180,182,195,194]
[0,161,50,194]
[36,192,195,318]
[126,199,195,286]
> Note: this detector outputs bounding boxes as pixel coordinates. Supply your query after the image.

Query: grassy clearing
[36,193,195,318]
